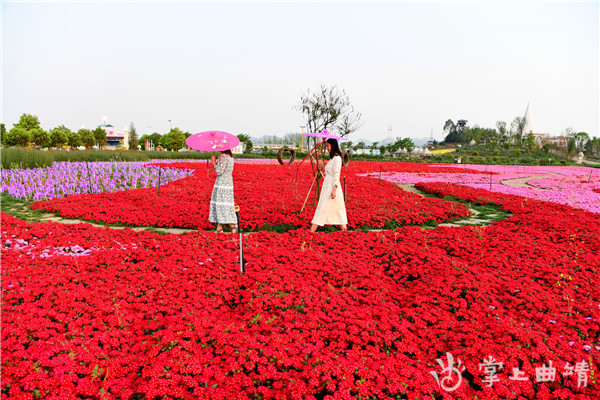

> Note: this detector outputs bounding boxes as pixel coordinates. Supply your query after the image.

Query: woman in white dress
[310,139,348,232]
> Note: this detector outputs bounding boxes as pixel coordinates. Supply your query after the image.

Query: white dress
[311,155,348,226]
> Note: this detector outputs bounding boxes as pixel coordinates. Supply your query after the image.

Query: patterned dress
[209,154,237,224]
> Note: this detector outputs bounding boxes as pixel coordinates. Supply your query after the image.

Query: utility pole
[388,125,393,155]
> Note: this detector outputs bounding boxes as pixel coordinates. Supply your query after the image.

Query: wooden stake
[300,174,318,213]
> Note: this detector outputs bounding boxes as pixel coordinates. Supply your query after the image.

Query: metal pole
[207,159,209,178]
[87,162,93,193]
[157,167,162,196]
[490,171,492,191]
[589,168,593,183]
[344,176,347,201]
[379,164,382,184]
[295,164,299,186]
[236,210,245,276]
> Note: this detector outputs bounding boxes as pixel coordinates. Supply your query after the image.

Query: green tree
[574,132,589,151]
[392,137,415,153]
[443,119,467,143]
[144,133,163,148]
[93,126,107,147]
[50,125,71,147]
[67,130,82,148]
[525,132,536,155]
[6,114,43,147]
[15,113,41,131]
[7,126,31,146]
[370,141,379,155]
[237,133,253,153]
[128,122,139,150]
[566,138,576,158]
[237,133,254,153]
[1,123,7,145]
[31,128,51,148]
[585,137,599,157]
[79,129,95,148]
[163,128,185,150]
[379,145,386,155]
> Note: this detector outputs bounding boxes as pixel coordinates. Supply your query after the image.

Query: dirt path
[397,183,507,227]
[37,215,198,234]
[500,174,556,189]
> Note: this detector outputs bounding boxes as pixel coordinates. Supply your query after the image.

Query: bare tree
[510,117,525,146]
[335,106,363,137]
[283,133,302,147]
[562,127,575,138]
[495,121,507,146]
[294,84,363,138]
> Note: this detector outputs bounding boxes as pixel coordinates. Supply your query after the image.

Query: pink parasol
[300,129,348,141]
[186,131,240,152]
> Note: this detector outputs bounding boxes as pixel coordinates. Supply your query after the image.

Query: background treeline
[443,118,599,159]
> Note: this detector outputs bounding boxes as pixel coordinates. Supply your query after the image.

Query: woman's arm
[331,156,342,199]
[213,155,228,176]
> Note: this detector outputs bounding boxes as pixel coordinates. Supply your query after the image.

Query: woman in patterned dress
[310,138,348,232]
[209,150,238,233]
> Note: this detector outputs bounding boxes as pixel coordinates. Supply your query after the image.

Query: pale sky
[2,1,598,142]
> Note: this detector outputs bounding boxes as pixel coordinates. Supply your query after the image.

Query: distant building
[522,102,549,146]
[521,102,568,147]
[232,143,244,154]
[102,123,130,150]
[252,144,291,153]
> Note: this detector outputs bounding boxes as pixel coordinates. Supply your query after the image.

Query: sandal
[231,226,239,234]
[216,227,224,233]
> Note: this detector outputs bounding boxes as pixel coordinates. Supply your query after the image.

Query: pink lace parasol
[300,129,348,141]
[186,131,240,151]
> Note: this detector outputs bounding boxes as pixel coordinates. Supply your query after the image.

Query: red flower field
[30,162,475,230]
[2,162,599,399]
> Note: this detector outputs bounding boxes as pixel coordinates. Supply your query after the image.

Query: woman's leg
[230,223,238,233]
[310,224,319,232]
[216,223,223,232]
[341,224,347,231]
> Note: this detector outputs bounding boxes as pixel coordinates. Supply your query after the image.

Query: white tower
[522,103,537,135]
[123,126,130,150]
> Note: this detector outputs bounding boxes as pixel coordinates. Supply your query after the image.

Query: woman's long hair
[221,150,233,157]
[326,138,342,159]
